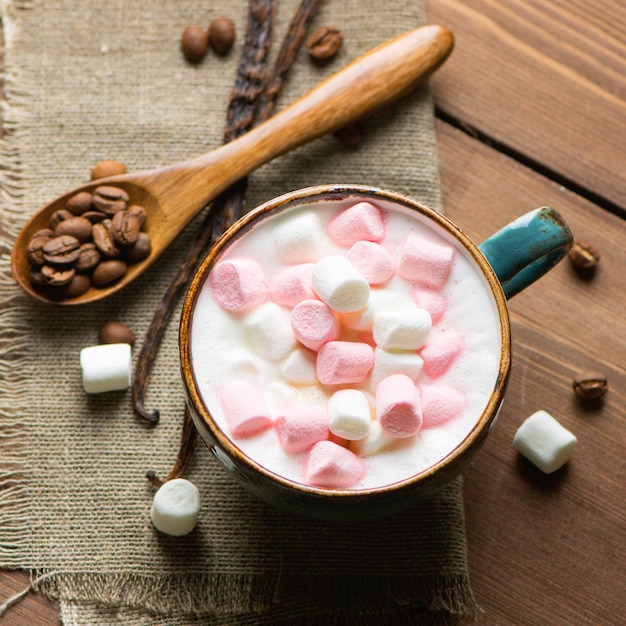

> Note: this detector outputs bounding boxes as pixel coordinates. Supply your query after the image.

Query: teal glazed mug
[180,185,573,521]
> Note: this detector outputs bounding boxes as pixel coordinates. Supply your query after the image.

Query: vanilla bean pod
[133,0,277,424]
[255,0,324,123]
[141,0,321,486]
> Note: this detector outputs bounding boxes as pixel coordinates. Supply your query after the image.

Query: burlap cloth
[0,0,479,623]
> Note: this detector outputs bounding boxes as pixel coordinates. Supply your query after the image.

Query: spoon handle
[158,25,453,226]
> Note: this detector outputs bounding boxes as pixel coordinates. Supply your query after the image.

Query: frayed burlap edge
[44,571,478,625]
[0,0,36,572]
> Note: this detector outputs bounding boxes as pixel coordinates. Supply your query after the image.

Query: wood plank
[426,0,626,209]
[436,118,626,625]
[0,571,59,625]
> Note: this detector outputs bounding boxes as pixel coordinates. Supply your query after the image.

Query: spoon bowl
[11,25,454,305]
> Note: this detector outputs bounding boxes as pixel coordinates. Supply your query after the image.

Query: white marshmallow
[150,478,201,537]
[370,347,424,388]
[273,210,326,264]
[372,308,432,350]
[281,348,318,385]
[245,302,296,362]
[266,381,299,411]
[311,255,370,313]
[328,389,371,440]
[341,288,413,333]
[513,410,577,473]
[80,343,132,394]
[352,420,396,456]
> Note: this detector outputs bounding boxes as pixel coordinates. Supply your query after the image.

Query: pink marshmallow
[304,440,367,488]
[327,202,386,248]
[291,299,340,351]
[398,234,454,288]
[375,373,423,438]
[316,341,374,385]
[420,385,465,428]
[210,258,268,314]
[413,287,447,325]
[421,331,464,379]
[270,263,316,308]
[275,406,329,453]
[347,241,395,286]
[217,380,273,438]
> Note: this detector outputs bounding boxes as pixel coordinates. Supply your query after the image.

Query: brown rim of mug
[179,184,512,498]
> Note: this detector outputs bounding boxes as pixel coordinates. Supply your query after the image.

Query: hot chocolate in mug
[180,185,573,521]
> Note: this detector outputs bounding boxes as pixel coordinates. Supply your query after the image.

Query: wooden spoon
[11,25,453,305]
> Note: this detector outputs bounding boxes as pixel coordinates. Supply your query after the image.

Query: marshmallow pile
[205,201,470,490]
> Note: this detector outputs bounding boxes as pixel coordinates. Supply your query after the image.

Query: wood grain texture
[437,120,626,625]
[426,0,626,210]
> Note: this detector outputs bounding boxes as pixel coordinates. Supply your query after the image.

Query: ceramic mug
[180,185,573,521]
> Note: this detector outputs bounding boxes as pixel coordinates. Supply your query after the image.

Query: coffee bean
[123,232,152,263]
[572,372,608,401]
[49,208,73,230]
[91,159,127,180]
[54,216,93,243]
[92,259,127,287]
[127,204,147,229]
[306,26,343,64]
[29,268,48,287]
[41,264,76,287]
[27,235,52,266]
[333,120,367,146]
[209,17,235,55]
[92,222,121,257]
[32,228,54,239]
[65,191,93,216]
[75,242,101,272]
[82,210,108,224]
[181,25,209,62]
[62,273,92,298]
[92,185,129,215]
[26,183,150,299]
[98,320,136,346]
[42,235,81,266]
[111,210,141,246]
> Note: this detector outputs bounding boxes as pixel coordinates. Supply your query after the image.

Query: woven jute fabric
[0,0,478,623]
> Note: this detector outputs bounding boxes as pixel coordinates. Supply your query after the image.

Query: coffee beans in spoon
[25,185,152,299]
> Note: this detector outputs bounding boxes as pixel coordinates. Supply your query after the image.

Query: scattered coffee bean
[181,25,209,63]
[25,182,152,299]
[569,240,600,271]
[91,159,127,180]
[98,320,136,346]
[92,259,127,287]
[572,371,608,401]
[66,191,94,216]
[306,26,343,64]
[53,216,93,243]
[209,17,235,55]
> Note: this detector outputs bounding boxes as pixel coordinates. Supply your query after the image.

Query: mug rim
[180,184,511,499]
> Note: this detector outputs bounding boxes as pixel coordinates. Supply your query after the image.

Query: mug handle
[478,206,573,299]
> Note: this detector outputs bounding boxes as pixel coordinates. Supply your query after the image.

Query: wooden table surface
[2,1,625,624]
